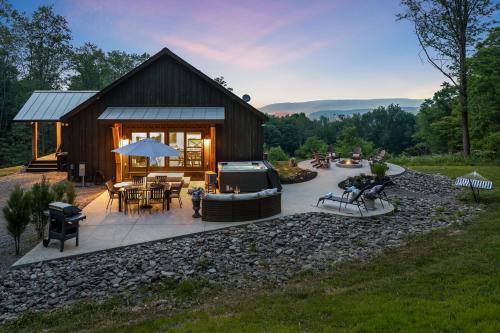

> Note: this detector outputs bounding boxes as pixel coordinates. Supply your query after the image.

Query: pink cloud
[64,0,348,69]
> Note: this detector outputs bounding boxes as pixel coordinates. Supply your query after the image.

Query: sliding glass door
[129,129,204,171]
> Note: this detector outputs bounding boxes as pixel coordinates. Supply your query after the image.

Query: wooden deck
[37,153,57,161]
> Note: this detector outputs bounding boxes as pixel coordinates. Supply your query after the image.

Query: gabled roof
[61,48,268,122]
[14,91,97,121]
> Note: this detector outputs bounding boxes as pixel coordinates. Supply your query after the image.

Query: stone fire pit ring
[335,159,363,168]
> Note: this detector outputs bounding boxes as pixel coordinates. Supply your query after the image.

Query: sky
[12,0,447,108]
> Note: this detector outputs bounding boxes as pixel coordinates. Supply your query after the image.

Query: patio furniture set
[311,146,364,169]
[106,172,186,214]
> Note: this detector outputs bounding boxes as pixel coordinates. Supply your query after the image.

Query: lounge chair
[351,147,362,161]
[316,185,371,215]
[365,181,391,208]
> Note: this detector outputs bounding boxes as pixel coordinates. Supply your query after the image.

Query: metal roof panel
[98,107,225,121]
[14,91,98,121]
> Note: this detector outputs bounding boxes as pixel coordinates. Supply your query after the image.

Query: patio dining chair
[105,180,119,209]
[132,175,146,186]
[148,186,166,212]
[169,180,184,207]
[156,175,169,185]
[124,188,143,214]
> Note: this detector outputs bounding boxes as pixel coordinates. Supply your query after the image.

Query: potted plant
[188,187,205,218]
[363,191,377,210]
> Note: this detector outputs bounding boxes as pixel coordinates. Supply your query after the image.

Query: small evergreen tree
[30,176,53,239]
[3,185,32,255]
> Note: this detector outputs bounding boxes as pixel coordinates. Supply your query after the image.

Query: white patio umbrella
[112,138,180,179]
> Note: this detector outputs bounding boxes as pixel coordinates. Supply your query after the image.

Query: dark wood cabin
[14,48,268,181]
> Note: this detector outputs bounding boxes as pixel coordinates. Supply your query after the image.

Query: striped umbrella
[455,171,493,203]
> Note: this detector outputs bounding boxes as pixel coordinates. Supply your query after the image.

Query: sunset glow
[14,0,446,107]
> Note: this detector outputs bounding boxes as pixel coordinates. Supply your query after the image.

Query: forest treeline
[0,1,498,168]
[264,27,499,161]
[0,2,149,167]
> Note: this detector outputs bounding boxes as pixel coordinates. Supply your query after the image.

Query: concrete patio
[14,160,405,266]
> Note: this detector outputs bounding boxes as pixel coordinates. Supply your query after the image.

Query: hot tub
[218,161,270,193]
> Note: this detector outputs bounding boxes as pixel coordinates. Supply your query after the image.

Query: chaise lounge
[316,185,371,216]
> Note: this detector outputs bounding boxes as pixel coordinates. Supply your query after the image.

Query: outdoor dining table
[114,182,171,212]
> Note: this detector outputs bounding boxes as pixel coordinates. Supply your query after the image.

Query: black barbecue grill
[43,202,86,252]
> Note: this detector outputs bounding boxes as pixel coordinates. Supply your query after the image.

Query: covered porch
[100,107,223,182]
[13,90,98,172]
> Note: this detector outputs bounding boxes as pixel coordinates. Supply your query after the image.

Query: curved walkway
[14,161,405,266]
[280,160,405,217]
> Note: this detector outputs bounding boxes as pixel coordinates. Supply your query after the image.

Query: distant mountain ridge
[259,99,424,118]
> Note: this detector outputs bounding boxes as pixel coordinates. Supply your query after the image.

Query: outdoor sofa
[202,188,281,222]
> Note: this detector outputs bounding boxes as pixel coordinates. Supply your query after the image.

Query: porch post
[210,125,216,171]
[111,123,123,182]
[31,121,38,160]
[55,121,62,151]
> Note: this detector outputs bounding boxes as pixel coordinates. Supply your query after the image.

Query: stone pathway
[0,169,477,323]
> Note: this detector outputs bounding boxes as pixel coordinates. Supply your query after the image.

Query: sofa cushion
[233,192,260,200]
[261,188,278,197]
[205,193,234,201]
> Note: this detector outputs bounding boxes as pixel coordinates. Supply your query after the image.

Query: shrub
[267,146,289,161]
[295,136,328,159]
[30,176,54,239]
[3,186,32,255]
[371,162,389,181]
[52,180,77,204]
[65,181,76,205]
[51,182,66,201]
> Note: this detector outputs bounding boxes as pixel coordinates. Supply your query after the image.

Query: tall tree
[398,0,498,157]
[12,5,72,89]
[69,42,107,90]
[468,27,500,154]
[70,46,149,90]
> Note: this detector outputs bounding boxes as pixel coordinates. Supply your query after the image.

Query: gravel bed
[0,169,478,323]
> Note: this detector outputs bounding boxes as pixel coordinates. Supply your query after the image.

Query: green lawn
[3,165,500,332]
[0,165,21,177]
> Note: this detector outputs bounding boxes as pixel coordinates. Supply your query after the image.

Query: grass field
[3,164,499,332]
[0,165,21,177]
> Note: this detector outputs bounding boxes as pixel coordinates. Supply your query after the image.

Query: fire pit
[335,159,363,168]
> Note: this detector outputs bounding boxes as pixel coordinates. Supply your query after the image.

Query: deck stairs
[26,159,58,172]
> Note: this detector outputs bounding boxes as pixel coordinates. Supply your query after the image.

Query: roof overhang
[13,91,98,122]
[97,106,225,123]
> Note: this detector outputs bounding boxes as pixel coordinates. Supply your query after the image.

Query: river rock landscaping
[0,169,478,323]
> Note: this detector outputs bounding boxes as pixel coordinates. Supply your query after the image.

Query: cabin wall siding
[63,55,264,179]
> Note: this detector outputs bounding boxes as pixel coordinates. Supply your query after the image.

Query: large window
[186,132,202,167]
[130,130,203,169]
[149,132,165,167]
[168,132,184,167]
[131,132,147,168]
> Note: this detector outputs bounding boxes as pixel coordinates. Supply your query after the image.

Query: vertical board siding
[66,55,264,179]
